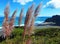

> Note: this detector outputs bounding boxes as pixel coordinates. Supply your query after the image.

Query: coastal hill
[45,15,60,26]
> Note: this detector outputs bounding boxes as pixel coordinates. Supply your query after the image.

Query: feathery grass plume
[4,3,9,21]
[26,3,42,44]
[23,3,34,39]
[28,17,34,36]
[18,8,24,27]
[31,2,42,31]
[2,3,10,37]
[26,17,34,44]
[28,3,42,30]
[28,2,42,39]
[26,16,34,44]
[3,19,10,37]
[9,9,17,32]
[34,2,42,17]
[25,3,35,44]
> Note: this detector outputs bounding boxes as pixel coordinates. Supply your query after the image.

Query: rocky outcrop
[45,15,60,26]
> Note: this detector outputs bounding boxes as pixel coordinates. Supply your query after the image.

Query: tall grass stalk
[23,3,34,39]
[2,3,10,37]
[18,8,23,27]
[34,3,42,17]
[26,3,42,44]
[28,3,42,37]
[9,9,17,31]
[3,3,17,37]
[28,17,34,36]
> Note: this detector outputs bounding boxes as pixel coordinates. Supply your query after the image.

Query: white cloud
[13,0,33,5]
[43,0,60,8]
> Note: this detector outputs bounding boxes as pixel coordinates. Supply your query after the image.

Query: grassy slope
[0,27,60,44]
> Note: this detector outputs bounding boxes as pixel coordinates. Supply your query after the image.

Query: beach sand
[35,26,60,29]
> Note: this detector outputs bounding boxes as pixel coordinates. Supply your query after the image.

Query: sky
[0,0,60,17]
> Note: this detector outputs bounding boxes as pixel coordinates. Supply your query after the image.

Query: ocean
[0,17,49,27]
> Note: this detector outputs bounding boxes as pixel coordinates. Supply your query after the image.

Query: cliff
[45,15,60,26]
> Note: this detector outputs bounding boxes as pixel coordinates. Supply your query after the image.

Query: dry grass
[4,3,9,21]
[28,17,34,36]
[22,3,42,44]
[2,2,41,44]
[18,8,24,27]
[23,3,34,39]
[28,3,42,36]
[9,9,17,32]
[2,3,10,37]
[2,3,17,37]
[34,3,42,17]
[25,3,42,44]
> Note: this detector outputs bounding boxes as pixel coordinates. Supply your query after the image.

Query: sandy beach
[35,26,60,29]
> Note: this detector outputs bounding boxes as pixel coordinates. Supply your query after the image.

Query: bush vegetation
[0,27,60,44]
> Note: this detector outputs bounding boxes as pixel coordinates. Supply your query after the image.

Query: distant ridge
[45,15,60,26]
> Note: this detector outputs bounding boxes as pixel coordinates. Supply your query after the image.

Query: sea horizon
[0,16,50,27]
